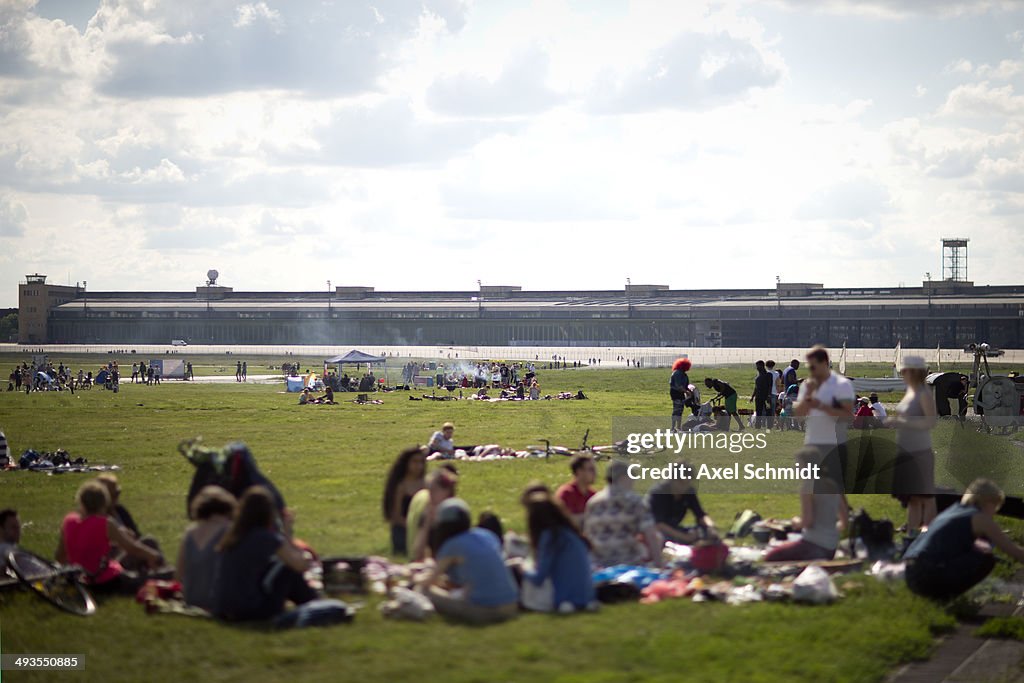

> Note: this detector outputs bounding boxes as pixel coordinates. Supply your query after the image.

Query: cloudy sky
[1,0,1023,306]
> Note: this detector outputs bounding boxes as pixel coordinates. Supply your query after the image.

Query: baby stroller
[680,399,715,432]
[778,384,801,431]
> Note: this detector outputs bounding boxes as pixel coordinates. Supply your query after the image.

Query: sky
[1,0,1023,306]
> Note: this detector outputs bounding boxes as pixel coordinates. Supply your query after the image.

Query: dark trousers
[754,395,773,429]
[905,551,996,600]
[390,524,407,556]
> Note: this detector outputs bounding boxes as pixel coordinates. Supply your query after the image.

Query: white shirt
[428,431,454,454]
[798,372,855,446]
[870,401,887,418]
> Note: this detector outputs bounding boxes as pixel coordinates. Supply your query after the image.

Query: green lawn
[0,358,1019,683]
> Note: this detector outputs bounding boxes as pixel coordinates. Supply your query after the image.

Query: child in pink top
[57,480,162,593]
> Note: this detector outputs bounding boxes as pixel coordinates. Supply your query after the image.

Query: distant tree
[0,312,18,342]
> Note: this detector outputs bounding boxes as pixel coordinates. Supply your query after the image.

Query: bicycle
[2,548,96,616]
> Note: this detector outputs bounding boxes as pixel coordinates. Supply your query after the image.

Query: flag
[838,341,847,375]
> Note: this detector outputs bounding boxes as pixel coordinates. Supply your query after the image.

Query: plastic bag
[792,565,838,604]
[868,561,905,582]
[521,577,555,612]
[379,587,435,621]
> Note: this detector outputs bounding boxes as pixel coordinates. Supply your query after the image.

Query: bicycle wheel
[7,549,96,616]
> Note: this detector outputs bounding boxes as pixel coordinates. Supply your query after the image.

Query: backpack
[727,509,762,539]
[848,508,895,561]
[18,449,40,469]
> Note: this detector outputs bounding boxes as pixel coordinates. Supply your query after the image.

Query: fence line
[2,343,1020,367]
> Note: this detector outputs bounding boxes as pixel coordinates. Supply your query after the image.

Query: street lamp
[327,280,332,315]
[82,280,87,313]
[625,277,632,347]
[925,272,932,309]
[477,279,482,316]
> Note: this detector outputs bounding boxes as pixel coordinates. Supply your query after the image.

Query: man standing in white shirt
[794,345,855,490]
[766,360,782,427]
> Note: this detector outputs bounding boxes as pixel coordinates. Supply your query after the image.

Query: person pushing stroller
[704,378,744,431]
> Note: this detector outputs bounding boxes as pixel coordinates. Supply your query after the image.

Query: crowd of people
[1,345,1021,633]
[5,359,197,393]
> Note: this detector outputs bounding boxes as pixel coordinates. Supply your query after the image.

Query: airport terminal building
[16,275,1024,349]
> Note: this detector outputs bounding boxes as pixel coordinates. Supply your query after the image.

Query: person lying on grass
[417,498,519,625]
[382,446,427,556]
[213,486,317,621]
[520,487,596,614]
[176,486,236,612]
[644,462,716,545]
[763,447,847,563]
[56,480,163,594]
[903,478,1024,600]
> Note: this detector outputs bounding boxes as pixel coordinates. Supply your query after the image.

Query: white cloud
[233,2,281,30]
[426,45,564,117]
[941,82,1024,116]
[795,177,894,222]
[3,0,1024,304]
[86,0,469,98]
[975,59,1024,80]
[944,58,974,75]
[587,31,783,113]
[771,0,1024,18]
[271,99,514,167]
[0,195,28,237]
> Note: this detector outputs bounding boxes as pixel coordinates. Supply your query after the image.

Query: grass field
[0,356,1021,683]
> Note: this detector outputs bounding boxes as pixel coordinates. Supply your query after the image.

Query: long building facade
[17,276,1024,348]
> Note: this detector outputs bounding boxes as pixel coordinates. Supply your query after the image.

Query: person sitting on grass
[645,464,716,545]
[529,380,540,400]
[555,454,597,526]
[408,465,459,561]
[382,446,427,556]
[0,508,22,570]
[56,480,163,593]
[299,388,311,405]
[521,488,596,613]
[583,460,662,568]
[904,479,1024,600]
[427,422,457,458]
[704,377,744,431]
[418,498,519,625]
[476,511,504,544]
[213,486,317,621]
[96,473,162,572]
[175,486,236,611]
[763,447,847,563]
